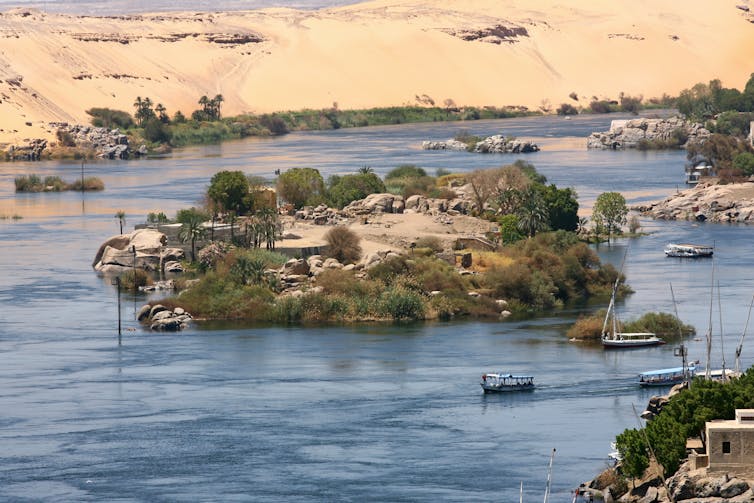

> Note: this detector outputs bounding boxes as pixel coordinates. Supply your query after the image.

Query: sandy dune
[0,0,753,144]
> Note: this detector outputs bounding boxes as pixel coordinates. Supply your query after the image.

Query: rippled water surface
[1,114,752,502]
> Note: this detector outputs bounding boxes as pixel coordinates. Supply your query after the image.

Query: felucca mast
[543,448,556,503]
[735,295,754,373]
[705,261,715,380]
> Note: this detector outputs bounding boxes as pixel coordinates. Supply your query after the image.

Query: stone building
[706,409,754,474]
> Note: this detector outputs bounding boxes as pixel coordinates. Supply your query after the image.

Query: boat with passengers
[480,372,535,393]
[664,243,714,258]
[638,363,696,387]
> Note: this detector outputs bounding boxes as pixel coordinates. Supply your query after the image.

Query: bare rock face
[92,228,182,273]
[586,117,710,149]
[633,182,754,223]
[422,135,539,153]
[343,193,404,215]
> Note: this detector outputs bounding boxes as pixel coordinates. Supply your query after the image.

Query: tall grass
[15,174,104,192]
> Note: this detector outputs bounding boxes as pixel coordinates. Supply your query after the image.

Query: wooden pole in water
[113,276,122,345]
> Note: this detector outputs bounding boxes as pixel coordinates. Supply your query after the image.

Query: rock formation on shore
[586,117,710,150]
[92,228,185,273]
[422,135,539,153]
[6,123,144,160]
[633,182,754,223]
[137,303,192,331]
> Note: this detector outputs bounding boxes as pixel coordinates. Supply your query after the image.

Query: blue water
[1,113,752,502]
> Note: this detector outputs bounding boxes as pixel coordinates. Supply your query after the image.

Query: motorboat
[664,243,714,258]
[638,364,696,387]
[480,372,535,393]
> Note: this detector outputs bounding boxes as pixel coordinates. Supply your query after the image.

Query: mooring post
[112,276,122,345]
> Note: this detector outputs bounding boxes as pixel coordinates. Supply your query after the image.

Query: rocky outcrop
[586,117,710,149]
[582,460,754,502]
[422,135,539,153]
[7,139,47,160]
[93,228,185,273]
[633,182,754,223]
[51,123,141,159]
[137,303,192,331]
[343,193,405,215]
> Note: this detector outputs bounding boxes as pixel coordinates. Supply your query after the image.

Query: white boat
[480,372,535,393]
[601,269,665,348]
[664,243,714,258]
[638,363,696,387]
[608,442,622,466]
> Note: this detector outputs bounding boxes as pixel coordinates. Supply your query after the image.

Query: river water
[1,113,752,502]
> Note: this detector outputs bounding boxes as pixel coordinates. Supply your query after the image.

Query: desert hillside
[0,0,753,143]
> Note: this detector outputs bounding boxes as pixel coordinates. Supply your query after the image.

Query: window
[723,441,731,454]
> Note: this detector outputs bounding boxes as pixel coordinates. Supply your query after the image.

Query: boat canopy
[639,365,695,377]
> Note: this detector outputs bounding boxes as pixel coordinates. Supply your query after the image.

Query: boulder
[92,228,168,272]
[282,258,310,276]
[136,304,152,321]
[149,304,168,318]
[720,479,749,498]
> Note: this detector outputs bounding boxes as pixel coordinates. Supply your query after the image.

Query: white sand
[0,0,753,144]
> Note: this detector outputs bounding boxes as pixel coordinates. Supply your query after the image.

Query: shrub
[556,103,578,116]
[324,226,362,264]
[385,165,427,180]
[66,177,105,191]
[414,236,443,253]
[259,114,289,135]
[276,167,326,209]
[15,174,42,192]
[143,118,171,144]
[378,285,425,320]
[453,130,482,151]
[565,310,607,340]
[56,129,76,147]
[120,269,150,292]
[197,241,235,271]
[589,100,613,113]
[327,172,386,208]
[86,107,135,129]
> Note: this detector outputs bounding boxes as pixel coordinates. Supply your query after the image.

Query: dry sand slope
[0,0,753,143]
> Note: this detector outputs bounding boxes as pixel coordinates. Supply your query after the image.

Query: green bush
[327,172,386,208]
[378,286,425,320]
[120,269,150,292]
[86,107,135,129]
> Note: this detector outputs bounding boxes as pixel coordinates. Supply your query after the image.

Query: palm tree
[257,207,279,250]
[515,188,549,238]
[115,210,126,234]
[133,96,144,126]
[178,214,207,262]
[198,95,209,118]
[358,166,374,174]
[212,94,224,120]
[155,103,168,123]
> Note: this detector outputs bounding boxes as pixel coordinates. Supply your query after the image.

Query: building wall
[707,425,754,473]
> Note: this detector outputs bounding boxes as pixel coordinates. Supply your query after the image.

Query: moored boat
[601,263,665,348]
[480,372,535,393]
[664,243,714,258]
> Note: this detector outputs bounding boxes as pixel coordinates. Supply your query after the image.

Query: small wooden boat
[664,243,714,258]
[480,372,535,393]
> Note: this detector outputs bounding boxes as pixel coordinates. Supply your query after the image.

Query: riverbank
[1,0,753,145]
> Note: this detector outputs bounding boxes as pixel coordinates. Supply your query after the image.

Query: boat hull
[602,338,665,348]
[481,383,535,393]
